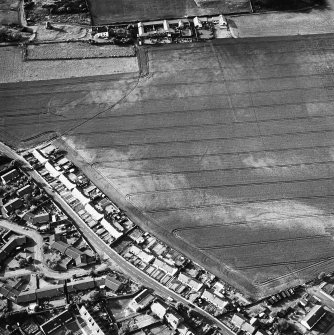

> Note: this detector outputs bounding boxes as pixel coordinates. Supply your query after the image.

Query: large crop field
[2,34,334,297]
[88,0,251,25]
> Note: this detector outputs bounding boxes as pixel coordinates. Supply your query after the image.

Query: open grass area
[3,34,334,297]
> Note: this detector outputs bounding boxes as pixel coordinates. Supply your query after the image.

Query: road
[0,141,236,335]
[0,219,101,280]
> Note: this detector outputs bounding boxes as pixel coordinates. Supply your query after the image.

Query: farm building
[300,305,326,330]
[1,169,20,185]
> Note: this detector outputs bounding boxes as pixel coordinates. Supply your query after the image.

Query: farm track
[77,128,334,149]
[145,194,334,213]
[256,258,334,286]
[171,212,334,233]
[92,144,334,163]
[235,257,334,270]
[65,115,334,136]
[126,177,334,196]
[198,235,328,250]
[3,100,334,127]
[104,160,334,179]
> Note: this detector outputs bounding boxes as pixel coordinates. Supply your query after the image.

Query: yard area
[106,297,135,320]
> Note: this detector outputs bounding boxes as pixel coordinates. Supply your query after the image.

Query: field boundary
[24,40,136,61]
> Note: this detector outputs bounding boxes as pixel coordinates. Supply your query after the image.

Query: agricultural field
[87,0,251,25]
[2,34,334,297]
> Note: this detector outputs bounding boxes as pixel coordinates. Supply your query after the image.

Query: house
[129,289,155,312]
[301,305,326,330]
[79,305,110,335]
[129,245,155,264]
[178,273,203,292]
[231,314,256,334]
[40,310,73,335]
[45,161,61,177]
[71,187,90,205]
[1,169,20,185]
[56,157,69,167]
[151,300,168,319]
[58,174,76,190]
[129,229,145,244]
[16,290,37,304]
[165,310,183,329]
[0,284,20,302]
[17,184,33,197]
[255,330,268,335]
[153,258,178,276]
[85,203,104,221]
[201,290,229,310]
[67,277,96,292]
[35,284,65,299]
[51,239,87,267]
[3,197,23,214]
[83,184,97,196]
[32,149,48,164]
[100,218,123,240]
[104,275,122,292]
[32,213,50,225]
[40,144,56,156]
[0,235,26,262]
[213,281,225,297]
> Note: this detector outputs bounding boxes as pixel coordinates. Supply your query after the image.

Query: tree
[277,319,289,332]
[318,272,326,281]
[19,259,28,268]
[23,194,32,206]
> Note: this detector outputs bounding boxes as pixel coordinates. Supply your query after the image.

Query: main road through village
[0,141,236,335]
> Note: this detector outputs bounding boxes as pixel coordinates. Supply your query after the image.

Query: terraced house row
[26,143,266,334]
